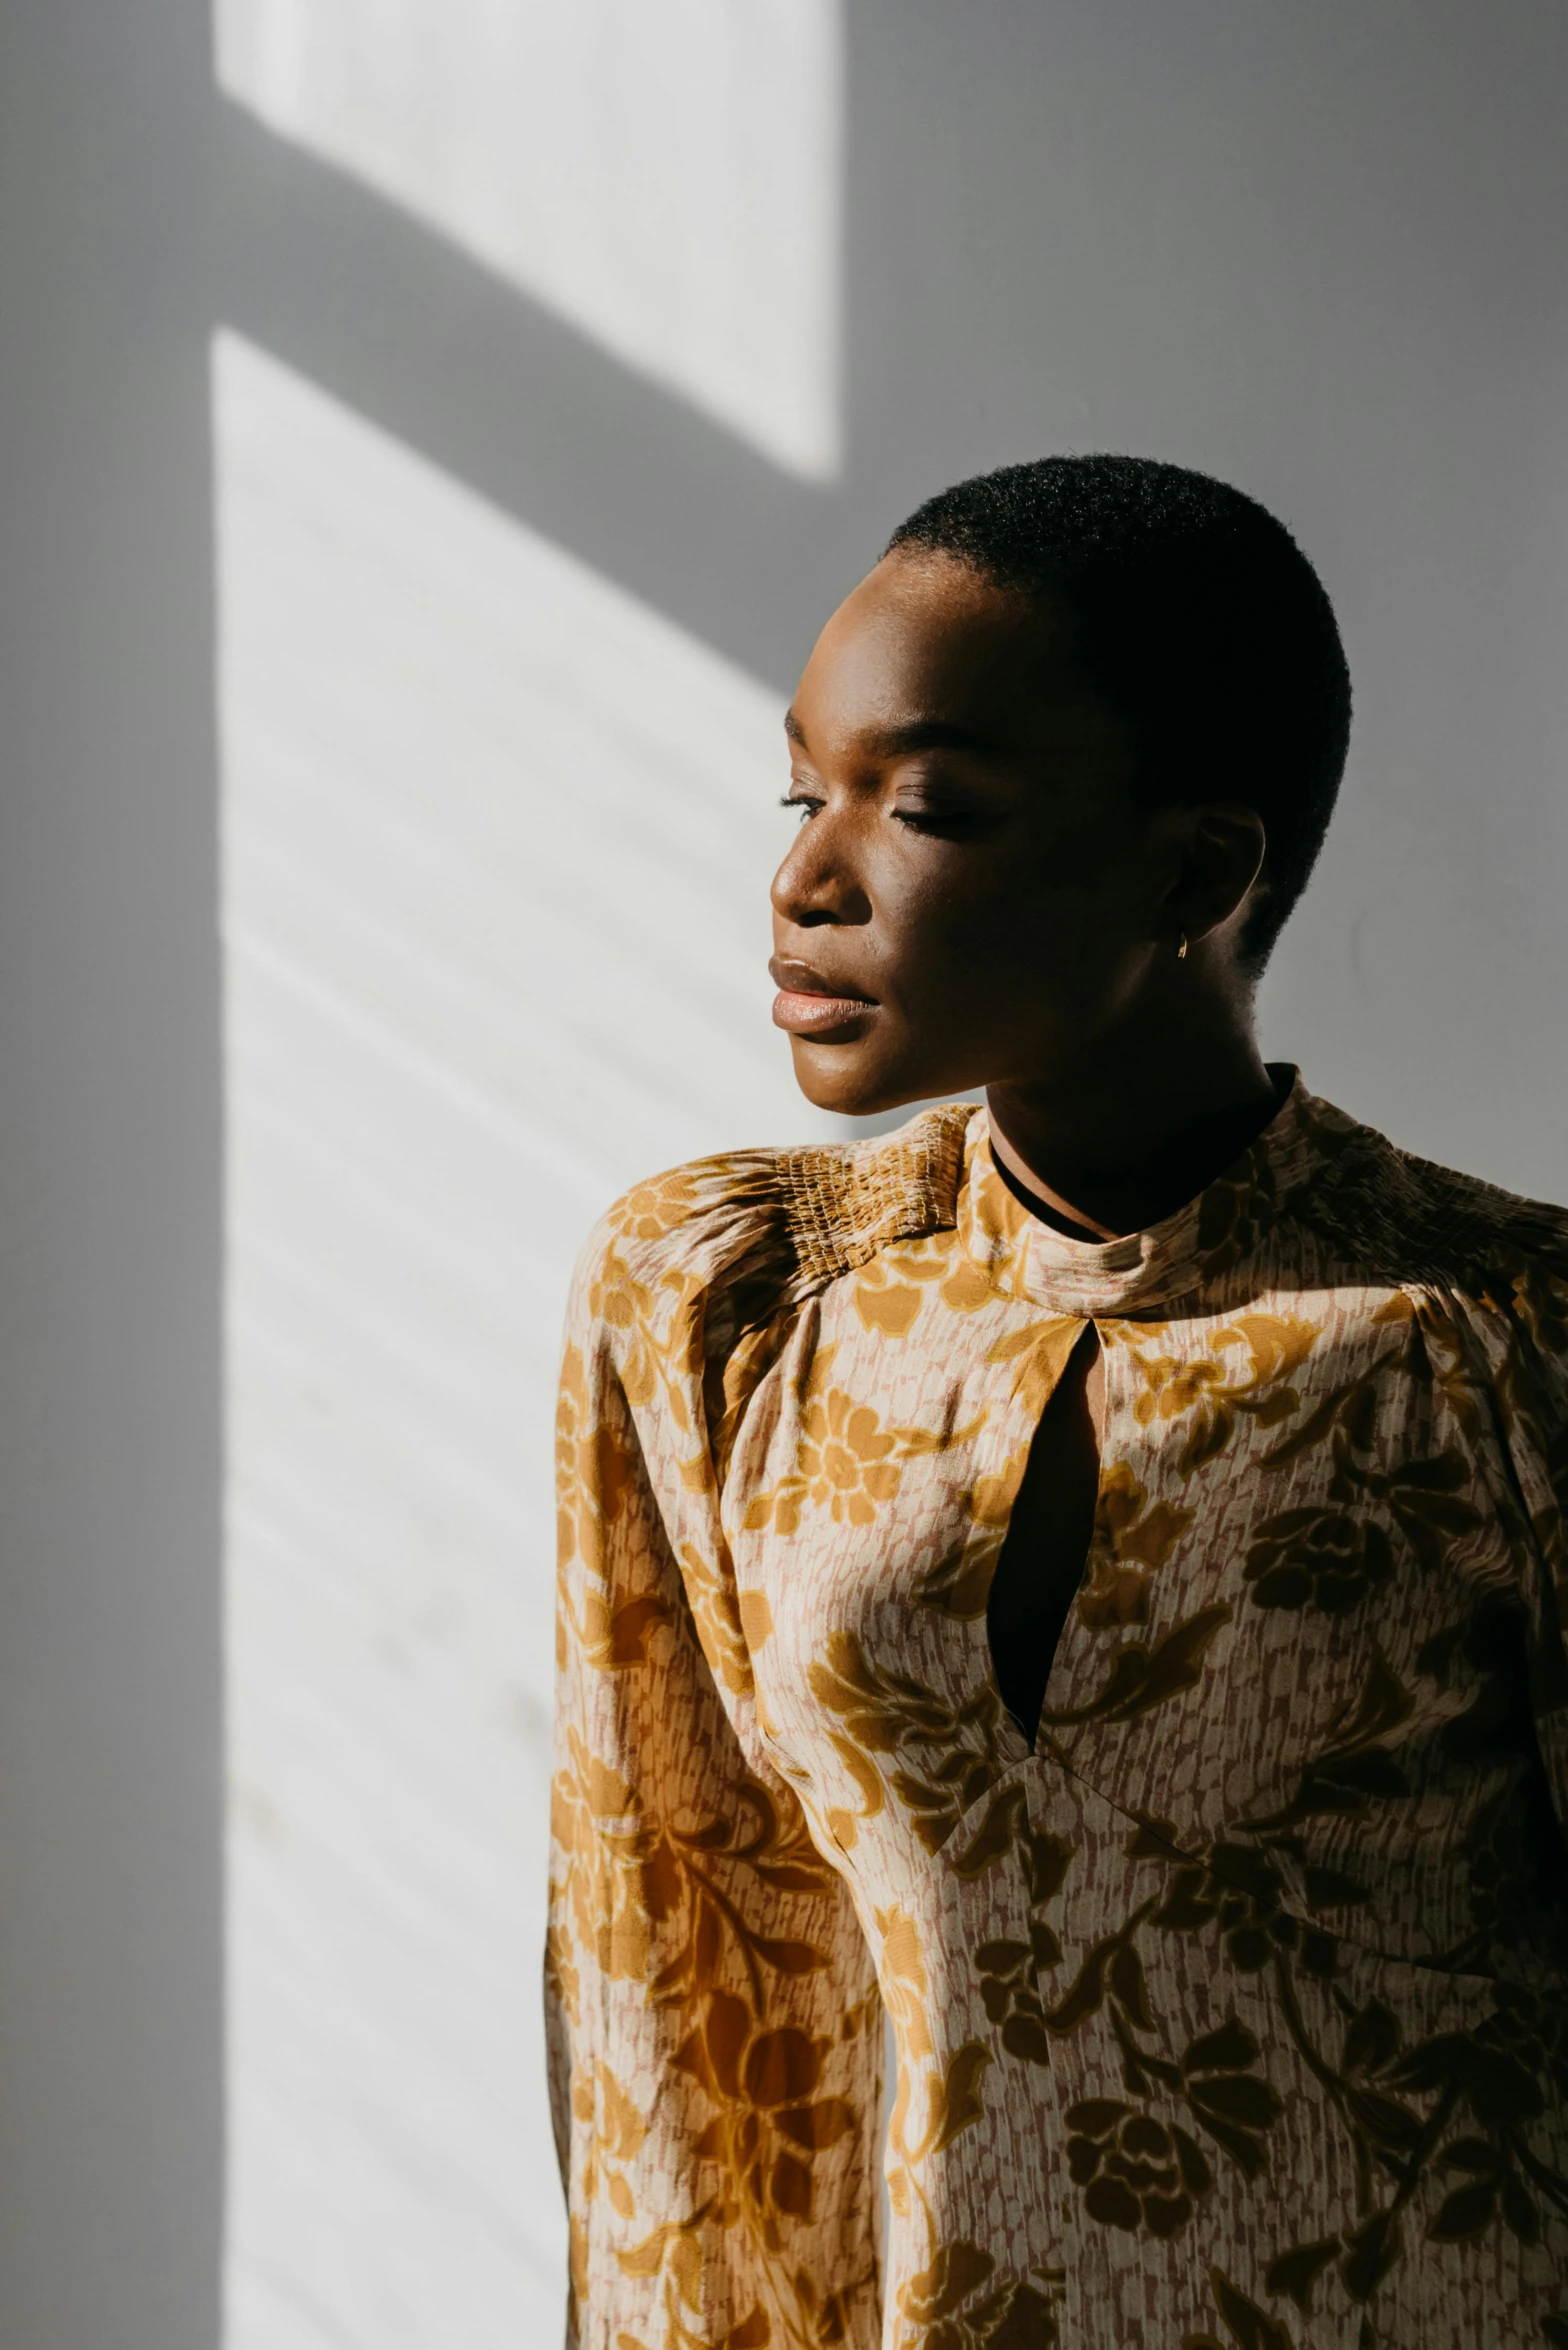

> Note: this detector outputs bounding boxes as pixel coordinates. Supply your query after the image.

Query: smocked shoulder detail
[776,1102,972,1293]
[581,1102,975,1338]
[1297,1120,1568,1297]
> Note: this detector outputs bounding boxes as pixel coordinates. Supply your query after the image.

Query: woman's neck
[986,1028,1283,1241]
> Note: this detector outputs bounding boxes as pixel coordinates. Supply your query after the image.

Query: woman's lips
[769,957,877,1038]
[772,988,876,1036]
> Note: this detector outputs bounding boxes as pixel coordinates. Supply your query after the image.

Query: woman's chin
[785,1035,932,1120]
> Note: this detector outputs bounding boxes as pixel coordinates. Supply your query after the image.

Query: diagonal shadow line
[210,95,874,693]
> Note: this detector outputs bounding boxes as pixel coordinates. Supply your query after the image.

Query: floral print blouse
[546,1077,1568,2350]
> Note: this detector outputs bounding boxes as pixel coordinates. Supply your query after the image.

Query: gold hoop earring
[1176,932,1189,961]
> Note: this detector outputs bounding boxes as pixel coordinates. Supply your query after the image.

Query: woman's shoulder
[1294,1100,1568,1307]
[572,1100,977,1315]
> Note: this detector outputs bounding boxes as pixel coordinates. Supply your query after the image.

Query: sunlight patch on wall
[214,329,831,2350]
[215,0,842,479]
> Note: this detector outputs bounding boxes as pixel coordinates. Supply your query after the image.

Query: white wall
[1,6,1565,2348]
[214,336,848,2347]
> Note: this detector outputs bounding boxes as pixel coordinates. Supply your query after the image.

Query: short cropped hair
[885,455,1350,970]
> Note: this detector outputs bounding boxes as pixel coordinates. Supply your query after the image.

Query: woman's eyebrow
[869,718,1001,756]
[782,710,1001,756]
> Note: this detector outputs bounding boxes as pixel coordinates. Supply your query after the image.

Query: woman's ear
[1169,802,1267,948]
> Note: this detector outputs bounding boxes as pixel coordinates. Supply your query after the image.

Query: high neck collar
[956,1068,1329,1315]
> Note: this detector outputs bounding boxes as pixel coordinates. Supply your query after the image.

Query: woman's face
[770,550,1192,1117]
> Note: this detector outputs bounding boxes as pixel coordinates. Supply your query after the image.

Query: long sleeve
[1483,1245,1568,1830]
[1439,1216,1568,1857]
[546,1209,885,2350]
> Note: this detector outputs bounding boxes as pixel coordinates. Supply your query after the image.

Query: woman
[546,457,1568,2349]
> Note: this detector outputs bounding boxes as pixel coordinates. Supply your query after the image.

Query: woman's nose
[770,815,870,929]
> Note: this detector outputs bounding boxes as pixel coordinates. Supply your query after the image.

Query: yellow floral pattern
[549,1081,1568,2348]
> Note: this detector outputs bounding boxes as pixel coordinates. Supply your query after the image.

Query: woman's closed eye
[778,786,998,836]
[890,795,992,835]
[892,806,968,833]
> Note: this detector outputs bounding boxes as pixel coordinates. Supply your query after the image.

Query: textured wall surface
[214,334,844,2344]
[1,5,1565,2348]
